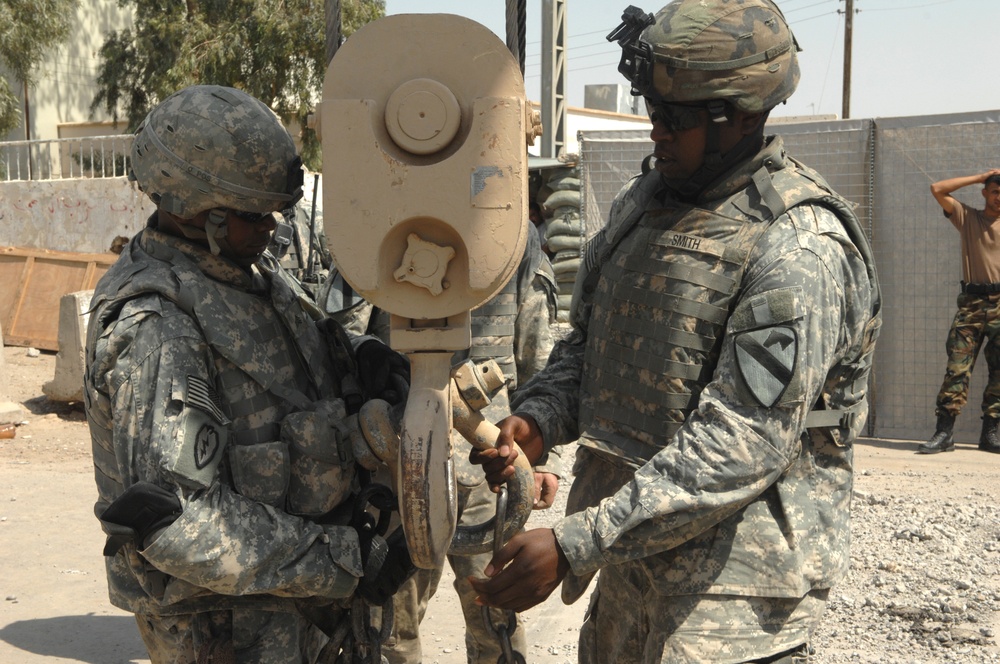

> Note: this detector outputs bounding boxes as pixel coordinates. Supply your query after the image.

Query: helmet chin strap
[170,209,230,256]
[665,103,766,202]
[203,209,230,256]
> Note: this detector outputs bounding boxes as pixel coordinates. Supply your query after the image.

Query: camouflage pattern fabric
[136,608,335,664]
[510,136,879,662]
[272,198,331,294]
[130,85,301,218]
[643,0,799,113]
[934,291,1000,419]
[85,219,363,662]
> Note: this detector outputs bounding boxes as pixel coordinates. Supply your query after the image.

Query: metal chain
[349,596,393,663]
[480,487,527,664]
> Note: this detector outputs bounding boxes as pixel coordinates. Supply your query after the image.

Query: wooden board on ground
[0,245,117,351]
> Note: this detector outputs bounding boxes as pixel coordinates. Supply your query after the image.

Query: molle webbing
[466,278,517,383]
[579,207,767,457]
[577,157,877,465]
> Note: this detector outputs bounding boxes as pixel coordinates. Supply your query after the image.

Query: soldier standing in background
[318,225,560,663]
[920,168,1000,454]
[470,1,882,662]
[84,85,413,663]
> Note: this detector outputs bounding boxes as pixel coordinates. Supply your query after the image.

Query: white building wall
[4,0,133,143]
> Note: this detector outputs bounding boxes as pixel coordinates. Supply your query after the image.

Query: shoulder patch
[194,423,223,470]
[734,326,798,408]
[168,375,230,488]
[186,375,231,425]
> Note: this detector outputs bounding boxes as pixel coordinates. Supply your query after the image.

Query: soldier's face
[649,110,709,181]
[220,209,278,262]
[982,183,1000,217]
[649,106,765,183]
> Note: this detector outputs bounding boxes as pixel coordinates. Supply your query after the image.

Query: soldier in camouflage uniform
[469,2,882,662]
[919,169,1000,454]
[84,85,413,664]
[317,225,561,663]
[269,195,331,298]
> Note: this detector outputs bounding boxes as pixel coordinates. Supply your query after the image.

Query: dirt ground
[1,345,999,663]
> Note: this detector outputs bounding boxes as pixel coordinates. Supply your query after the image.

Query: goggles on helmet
[607,6,656,97]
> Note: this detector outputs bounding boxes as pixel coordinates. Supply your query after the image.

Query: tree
[0,0,78,138]
[91,0,384,168]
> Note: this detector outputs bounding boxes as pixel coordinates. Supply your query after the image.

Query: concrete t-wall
[0,177,150,254]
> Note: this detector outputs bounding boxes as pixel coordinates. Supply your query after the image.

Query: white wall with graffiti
[0,177,151,254]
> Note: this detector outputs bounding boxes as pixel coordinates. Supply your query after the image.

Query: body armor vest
[576,157,880,465]
[464,276,518,386]
[88,233,340,505]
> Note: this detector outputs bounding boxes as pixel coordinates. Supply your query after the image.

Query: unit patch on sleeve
[734,326,798,408]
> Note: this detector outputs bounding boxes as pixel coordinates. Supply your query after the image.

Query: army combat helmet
[130,85,304,253]
[608,1,800,198]
[610,0,799,116]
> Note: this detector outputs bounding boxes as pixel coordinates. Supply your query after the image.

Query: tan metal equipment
[321,14,533,569]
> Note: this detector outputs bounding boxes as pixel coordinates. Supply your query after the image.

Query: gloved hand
[356,339,410,406]
[99,481,182,554]
[356,525,416,606]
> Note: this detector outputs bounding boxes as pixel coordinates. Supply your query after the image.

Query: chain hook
[479,486,526,664]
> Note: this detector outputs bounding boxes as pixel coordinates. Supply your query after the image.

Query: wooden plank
[0,246,117,351]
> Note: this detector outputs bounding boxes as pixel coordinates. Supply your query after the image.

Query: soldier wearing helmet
[470,1,882,661]
[84,85,413,662]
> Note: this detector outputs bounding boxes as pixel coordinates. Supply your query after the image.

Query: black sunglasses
[643,98,707,134]
[222,209,273,224]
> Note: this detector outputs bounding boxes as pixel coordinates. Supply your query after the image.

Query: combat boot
[979,416,1000,453]
[917,413,956,454]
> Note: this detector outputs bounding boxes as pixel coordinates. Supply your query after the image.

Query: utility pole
[541,0,567,158]
[841,0,854,119]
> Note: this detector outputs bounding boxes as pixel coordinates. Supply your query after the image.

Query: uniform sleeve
[554,205,874,575]
[509,328,587,456]
[513,267,557,384]
[947,202,968,231]
[105,304,361,599]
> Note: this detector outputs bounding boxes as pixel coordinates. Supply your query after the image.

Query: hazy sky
[384,0,994,121]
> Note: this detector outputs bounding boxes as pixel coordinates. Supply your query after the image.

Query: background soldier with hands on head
[470,1,881,662]
[920,169,1000,454]
[84,85,413,664]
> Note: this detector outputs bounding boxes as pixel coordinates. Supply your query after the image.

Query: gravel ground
[811,467,1000,663]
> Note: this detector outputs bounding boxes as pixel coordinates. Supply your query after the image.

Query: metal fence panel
[0,135,132,181]
[873,111,1000,442]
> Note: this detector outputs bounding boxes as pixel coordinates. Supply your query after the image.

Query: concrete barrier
[42,291,93,403]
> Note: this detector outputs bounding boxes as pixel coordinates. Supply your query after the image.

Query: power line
[783,0,838,15]
[816,9,842,113]
[789,9,840,24]
[861,0,957,10]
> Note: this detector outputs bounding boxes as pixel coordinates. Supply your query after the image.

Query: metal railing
[0,135,133,181]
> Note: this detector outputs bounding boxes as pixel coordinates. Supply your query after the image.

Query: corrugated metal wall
[578,110,1000,443]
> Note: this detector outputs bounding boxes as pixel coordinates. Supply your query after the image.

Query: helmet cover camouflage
[612,0,800,113]
[130,85,304,218]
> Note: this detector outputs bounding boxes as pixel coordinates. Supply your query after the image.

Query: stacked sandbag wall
[538,166,582,324]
